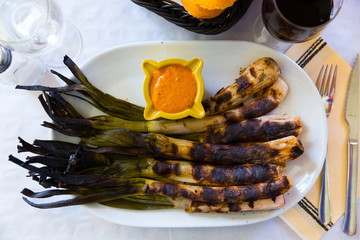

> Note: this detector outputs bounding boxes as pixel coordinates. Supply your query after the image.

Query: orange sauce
[150,64,197,113]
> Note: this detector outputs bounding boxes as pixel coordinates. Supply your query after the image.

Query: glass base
[0,54,47,87]
[252,16,291,52]
[39,22,83,68]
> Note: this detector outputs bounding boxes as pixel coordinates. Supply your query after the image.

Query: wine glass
[0,0,82,68]
[253,0,343,48]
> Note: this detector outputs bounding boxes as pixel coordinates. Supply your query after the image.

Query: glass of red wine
[253,0,343,45]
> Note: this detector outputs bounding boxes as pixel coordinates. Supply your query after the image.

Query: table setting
[0,0,359,240]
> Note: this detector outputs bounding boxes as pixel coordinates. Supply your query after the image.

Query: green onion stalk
[9,153,292,210]
[17,138,285,187]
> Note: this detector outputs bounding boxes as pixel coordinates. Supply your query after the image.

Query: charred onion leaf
[16,56,145,121]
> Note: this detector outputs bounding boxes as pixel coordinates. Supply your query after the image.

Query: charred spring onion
[16,56,281,122]
[79,129,304,166]
[10,138,293,211]
[17,138,285,186]
[10,154,292,210]
[177,114,302,144]
[9,56,303,213]
[202,57,281,115]
[27,76,289,136]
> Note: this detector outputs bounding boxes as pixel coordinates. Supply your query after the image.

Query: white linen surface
[0,0,359,239]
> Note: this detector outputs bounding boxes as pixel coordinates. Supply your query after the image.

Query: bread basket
[130,0,254,35]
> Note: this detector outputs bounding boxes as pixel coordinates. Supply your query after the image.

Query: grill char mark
[250,67,257,78]
[235,75,253,95]
[215,92,232,106]
[291,140,305,158]
[152,161,182,177]
[192,165,203,180]
[171,143,178,155]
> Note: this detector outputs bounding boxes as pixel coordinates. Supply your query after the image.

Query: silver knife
[343,54,360,235]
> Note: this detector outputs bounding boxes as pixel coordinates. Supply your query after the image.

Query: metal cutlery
[343,54,360,235]
[316,65,337,226]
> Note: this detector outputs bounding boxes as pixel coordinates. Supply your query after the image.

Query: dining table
[0,0,359,239]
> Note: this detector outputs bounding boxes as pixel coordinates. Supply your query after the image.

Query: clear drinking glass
[0,45,47,86]
[0,0,82,67]
[253,0,343,45]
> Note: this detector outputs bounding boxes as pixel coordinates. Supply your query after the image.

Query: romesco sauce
[150,64,197,113]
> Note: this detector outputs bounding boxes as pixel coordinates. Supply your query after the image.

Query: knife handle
[343,141,358,235]
[319,148,331,226]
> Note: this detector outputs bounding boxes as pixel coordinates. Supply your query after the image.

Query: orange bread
[191,0,237,10]
[181,0,224,19]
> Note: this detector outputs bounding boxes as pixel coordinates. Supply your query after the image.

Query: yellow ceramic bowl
[142,58,205,120]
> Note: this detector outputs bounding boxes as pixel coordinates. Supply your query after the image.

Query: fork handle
[343,141,358,235]
[319,149,331,225]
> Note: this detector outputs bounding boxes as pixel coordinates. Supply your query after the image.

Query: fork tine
[316,65,325,90]
[329,65,337,96]
[324,65,333,96]
[320,65,329,96]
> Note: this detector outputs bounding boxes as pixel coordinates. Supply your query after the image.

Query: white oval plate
[62,41,327,228]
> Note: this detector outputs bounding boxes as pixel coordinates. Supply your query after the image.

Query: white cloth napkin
[281,37,357,240]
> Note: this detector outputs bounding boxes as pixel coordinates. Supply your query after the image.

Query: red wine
[277,0,332,27]
[262,0,334,42]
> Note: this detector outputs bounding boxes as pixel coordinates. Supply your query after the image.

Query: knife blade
[343,54,360,235]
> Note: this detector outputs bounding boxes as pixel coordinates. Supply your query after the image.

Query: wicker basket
[131,0,254,35]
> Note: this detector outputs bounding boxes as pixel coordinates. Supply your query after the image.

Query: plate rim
[69,40,327,228]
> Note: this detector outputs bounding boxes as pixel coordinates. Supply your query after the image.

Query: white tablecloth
[0,0,359,239]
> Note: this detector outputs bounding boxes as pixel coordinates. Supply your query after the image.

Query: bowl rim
[142,57,205,120]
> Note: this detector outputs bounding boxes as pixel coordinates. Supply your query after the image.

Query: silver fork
[316,65,337,226]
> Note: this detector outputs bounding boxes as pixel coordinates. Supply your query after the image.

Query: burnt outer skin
[185,135,303,165]
[200,115,302,144]
[150,160,283,185]
[121,131,303,166]
[187,195,285,213]
[151,161,181,177]
[218,77,289,126]
[145,175,292,203]
[191,162,282,185]
[202,57,281,116]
